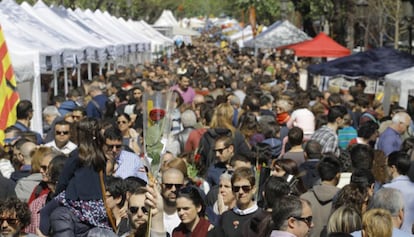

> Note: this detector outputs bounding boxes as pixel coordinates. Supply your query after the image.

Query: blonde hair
[362,209,392,237]
[209,103,235,134]
[327,206,361,234]
[275,99,293,113]
[30,146,53,173]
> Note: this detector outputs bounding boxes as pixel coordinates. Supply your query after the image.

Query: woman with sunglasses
[25,153,66,234]
[116,113,141,154]
[172,186,212,237]
[210,167,264,237]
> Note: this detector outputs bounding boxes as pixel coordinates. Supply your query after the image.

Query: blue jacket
[86,94,108,119]
[55,149,104,201]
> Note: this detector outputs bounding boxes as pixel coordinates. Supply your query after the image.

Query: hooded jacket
[301,184,340,237]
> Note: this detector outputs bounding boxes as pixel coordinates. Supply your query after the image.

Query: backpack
[196,128,232,177]
[90,99,106,119]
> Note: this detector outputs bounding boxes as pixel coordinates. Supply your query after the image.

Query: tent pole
[64,67,68,96]
[99,64,103,76]
[32,54,43,136]
[382,81,392,116]
[77,65,81,88]
[54,71,58,96]
[88,62,92,80]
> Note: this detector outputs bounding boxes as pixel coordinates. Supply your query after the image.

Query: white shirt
[0,159,14,179]
[164,211,180,236]
[45,140,77,155]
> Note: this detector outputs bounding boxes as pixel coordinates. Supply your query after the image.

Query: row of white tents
[0,0,179,135]
[2,0,175,82]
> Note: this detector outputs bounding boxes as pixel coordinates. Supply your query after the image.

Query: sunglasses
[163,183,183,190]
[117,120,128,124]
[3,137,19,145]
[40,165,48,171]
[56,131,70,135]
[129,206,148,215]
[232,185,252,193]
[0,218,18,225]
[292,216,313,227]
[214,146,228,155]
[106,144,122,150]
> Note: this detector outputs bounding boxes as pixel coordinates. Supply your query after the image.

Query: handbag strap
[99,170,117,231]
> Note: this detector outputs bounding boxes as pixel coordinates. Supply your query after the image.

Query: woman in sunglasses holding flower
[172,186,212,237]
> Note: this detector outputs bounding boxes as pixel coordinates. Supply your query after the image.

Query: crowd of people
[1,30,414,237]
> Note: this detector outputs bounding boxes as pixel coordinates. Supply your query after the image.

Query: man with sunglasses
[206,136,234,188]
[270,195,313,237]
[45,120,77,155]
[161,168,185,236]
[103,127,148,182]
[122,186,165,237]
[0,197,36,237]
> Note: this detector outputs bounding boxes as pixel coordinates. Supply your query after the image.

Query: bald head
[162,168,185,182]
[20,141,36,162]
[161,168,185,207]
[193,94,205,107]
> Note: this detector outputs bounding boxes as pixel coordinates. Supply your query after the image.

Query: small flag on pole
[0,24,20,145]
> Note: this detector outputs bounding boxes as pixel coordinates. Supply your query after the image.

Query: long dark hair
[75,118,106,171]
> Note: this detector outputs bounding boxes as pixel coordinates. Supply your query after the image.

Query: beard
[164,198,176,207]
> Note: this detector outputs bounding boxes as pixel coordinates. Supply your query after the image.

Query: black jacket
[0,172,16,200]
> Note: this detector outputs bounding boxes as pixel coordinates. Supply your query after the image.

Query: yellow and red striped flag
[0,24,19,145]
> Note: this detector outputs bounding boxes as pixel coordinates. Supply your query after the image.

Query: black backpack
[196,128,232,177]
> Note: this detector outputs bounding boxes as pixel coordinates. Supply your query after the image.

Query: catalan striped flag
[0,24,19,145]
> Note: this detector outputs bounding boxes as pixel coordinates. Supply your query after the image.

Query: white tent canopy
[153,10,179,27]
[153,10,200,37]
[1,0,82,73]
[383,67,414,115]
[1,0,173,135]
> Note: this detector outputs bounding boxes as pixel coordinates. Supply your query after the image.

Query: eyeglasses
[292,216,313,227]
[117,120,128,124]
[3,137,19,146]
[232,185,252,193]
[40,165,48,171]
[56,131,70,135]
[214,146,228,155]
[0,218,18,225]
[129,206,148,215]
[163,183,183,190]
[106,144,122,150]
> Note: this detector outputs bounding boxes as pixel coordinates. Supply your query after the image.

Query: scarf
[277,112,290,125]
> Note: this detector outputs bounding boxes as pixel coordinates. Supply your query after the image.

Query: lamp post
[356,0,369,51]
[403,0,414,54]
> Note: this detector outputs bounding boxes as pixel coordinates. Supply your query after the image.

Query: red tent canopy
[286,32,351,58]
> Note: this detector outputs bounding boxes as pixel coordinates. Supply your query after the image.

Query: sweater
[172,217,211,237]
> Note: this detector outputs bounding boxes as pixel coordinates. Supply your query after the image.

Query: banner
[0,24,19,145]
